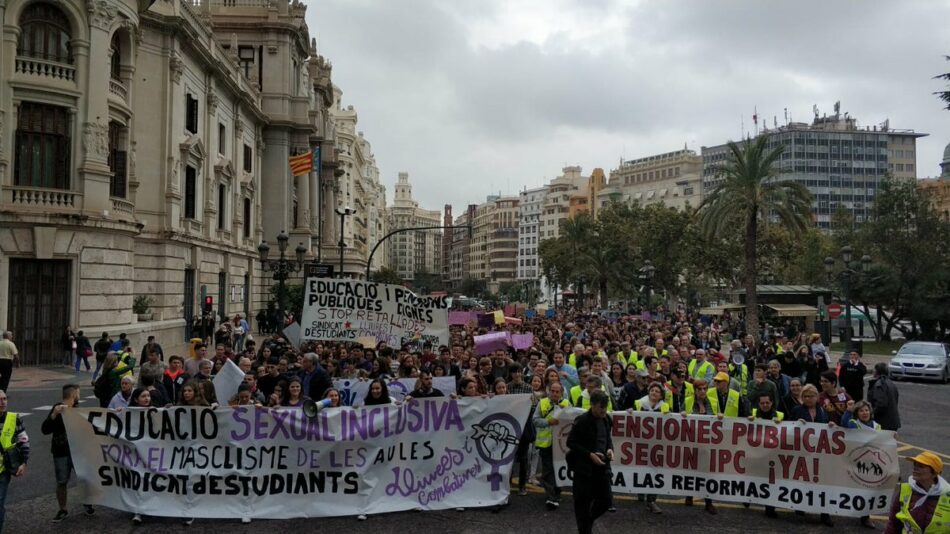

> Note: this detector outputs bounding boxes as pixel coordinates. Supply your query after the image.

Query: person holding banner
[535,381,569,510]
[283,378,308,407]
[42,384,94,522]
[884,451,949,534]
[363,379,393,406]
[566,390,614,534]
[633,381,669,514]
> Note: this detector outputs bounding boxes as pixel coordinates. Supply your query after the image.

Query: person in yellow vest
[568,343,585,369]
[116,346,136,380]
[716,361,742,393]
[572,376,613,412]
[617,341,639,369]
[749,392,785,423]
[635,347,655,370]
[535,381,569,511]
[633,381,668,514]
[709,372,749,418]
[0,389,30,532]
[884,451,949,534]
[680,379,718,515]
[665,370,694,413]
[688,349,715,384]
[569,369,592,407]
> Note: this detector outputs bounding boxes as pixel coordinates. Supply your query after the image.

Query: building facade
[917,142,950,221]
[517,186,545,283]
[329,87,386,276]
[599,149,703,211]
[702,112,926,228]
[540,166,588,240]
[446,204,475,290]
[487,196,519,292]
[0,0,340,363]
[385,172,441,282]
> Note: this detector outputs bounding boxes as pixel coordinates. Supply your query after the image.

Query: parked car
[888,341,950,383]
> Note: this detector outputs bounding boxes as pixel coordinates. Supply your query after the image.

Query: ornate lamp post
[824,246,872,353]
[335,206,355,279]
[258,230,306,330]
[550,266,559,311]
[639,260,655,311]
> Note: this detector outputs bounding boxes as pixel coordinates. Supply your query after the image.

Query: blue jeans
[92,358,104,382]
[0,471,11,532]
[75,353,90,372]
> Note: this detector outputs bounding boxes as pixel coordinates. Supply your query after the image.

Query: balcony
[4,186,81,210]
[110,196,135,216]
[15,56,76,82]
[109,78,128,101]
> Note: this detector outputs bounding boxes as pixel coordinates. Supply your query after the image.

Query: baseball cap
[713,372,731,382]
[906,451,943,474]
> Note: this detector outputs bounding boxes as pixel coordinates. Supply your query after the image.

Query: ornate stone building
[0,0,340,363]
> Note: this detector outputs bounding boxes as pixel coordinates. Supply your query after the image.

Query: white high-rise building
[518,186,546,281]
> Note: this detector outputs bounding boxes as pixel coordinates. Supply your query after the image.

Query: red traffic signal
[203,296,213,314]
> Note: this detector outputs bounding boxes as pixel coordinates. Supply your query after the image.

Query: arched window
[18,3,73,63]
[110,32,122,80]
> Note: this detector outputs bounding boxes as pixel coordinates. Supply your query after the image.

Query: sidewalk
[8,365,83,389]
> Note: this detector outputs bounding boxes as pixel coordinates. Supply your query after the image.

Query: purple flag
[477,313,494,328]
[449,311,475,326]
[511,334,534,350]
[474,332,510,355]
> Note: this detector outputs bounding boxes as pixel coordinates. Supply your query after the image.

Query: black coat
[867,376,901,431]
[566,410,614,477]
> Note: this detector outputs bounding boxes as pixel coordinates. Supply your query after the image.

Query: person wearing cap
[710,372,749,418]
[747,363,779,413]
[884,451,949,534]
[619,368,650,410]
[716,361,742,393]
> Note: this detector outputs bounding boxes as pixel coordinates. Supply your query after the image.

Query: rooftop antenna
[784,108,788,125]
[753,106,759,135]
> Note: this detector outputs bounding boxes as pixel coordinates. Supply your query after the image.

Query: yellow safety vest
[708,389,741,417]
[688,359,714,381]
[729,363,749,396]
[571,386,613,411]
[0,412,18,475]
[684,396,712,414]
[568,353,579,368]
[535,397,569,449]
[895,483,950,534]
[118,350,134,379]
[751,409,785,422]
[617,351,639,368]
[664,381,694,407]
[634,399,670,413]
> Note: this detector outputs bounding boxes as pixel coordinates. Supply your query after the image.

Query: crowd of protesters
[0,304,939,532]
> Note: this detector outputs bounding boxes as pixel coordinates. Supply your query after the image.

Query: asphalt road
[2,369,948,533]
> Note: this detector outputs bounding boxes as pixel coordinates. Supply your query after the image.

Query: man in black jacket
[867,363,901,431]
[41,384,93,522]
[566,390,614,534]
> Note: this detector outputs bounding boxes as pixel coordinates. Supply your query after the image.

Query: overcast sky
[306,0,950,211]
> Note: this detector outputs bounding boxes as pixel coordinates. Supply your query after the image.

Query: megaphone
[303,398,333,418]
[731,353,745,366]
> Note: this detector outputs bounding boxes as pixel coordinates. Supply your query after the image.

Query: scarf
[164,368,184,381]
[908,475,949,510]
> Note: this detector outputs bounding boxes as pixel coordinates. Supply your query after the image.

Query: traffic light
[203,296,213,314]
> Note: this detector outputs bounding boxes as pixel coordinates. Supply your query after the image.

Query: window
[185,93,198,134]
[243,144,252,172]
[14,102,71,189]
[218,123,226,155]
[18,3,72,63]
[108,121,127,198]
[217,184,226,230]
[243,198,251,239]
[237,46,255,79]
[110,32,121,80]
[184,166,197,219]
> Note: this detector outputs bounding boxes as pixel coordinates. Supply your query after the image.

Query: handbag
[84,348,93,357]
[3,443,23,474]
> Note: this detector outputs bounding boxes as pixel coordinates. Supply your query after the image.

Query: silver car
[889,342,950,383]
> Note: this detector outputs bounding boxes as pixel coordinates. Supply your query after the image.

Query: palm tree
[697,136,812,342]
[936,56,950,110]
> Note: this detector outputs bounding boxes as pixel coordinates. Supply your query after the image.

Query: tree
[697,137,812,341]
[370,266,404,285]
[935,55,950,110]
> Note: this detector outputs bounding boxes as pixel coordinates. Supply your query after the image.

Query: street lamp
[335,206,355,279]
[258,230,307,331]
[639,260,655,311]
[825,246,872,353]
[550,267,559,311]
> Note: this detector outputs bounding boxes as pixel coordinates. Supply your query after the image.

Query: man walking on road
[41,384,93,522]
[567,390,614,534]
[867,362,900,431]
[0,333,18,393]
[0,389,30,532]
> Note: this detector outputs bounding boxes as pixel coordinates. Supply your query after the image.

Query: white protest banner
[301,280,449,349]
[552,410,899,517]
[212,359,246,405]
[64,396,531,518]
[334,377,457,406]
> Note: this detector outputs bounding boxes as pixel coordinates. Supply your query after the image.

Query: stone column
[81,5,118,214]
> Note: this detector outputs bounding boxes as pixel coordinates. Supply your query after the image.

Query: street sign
[305,263,334,278]
[826,303,843,319]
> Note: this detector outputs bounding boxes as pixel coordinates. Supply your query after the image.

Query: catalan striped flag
[289,150,313,176]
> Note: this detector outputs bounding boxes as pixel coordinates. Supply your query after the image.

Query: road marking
[32,405,53,411]
[896,441,950,460]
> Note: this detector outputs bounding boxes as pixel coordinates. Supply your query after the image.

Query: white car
[888,342,950,383]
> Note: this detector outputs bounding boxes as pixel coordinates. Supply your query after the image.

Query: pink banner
[448,311,476,325]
